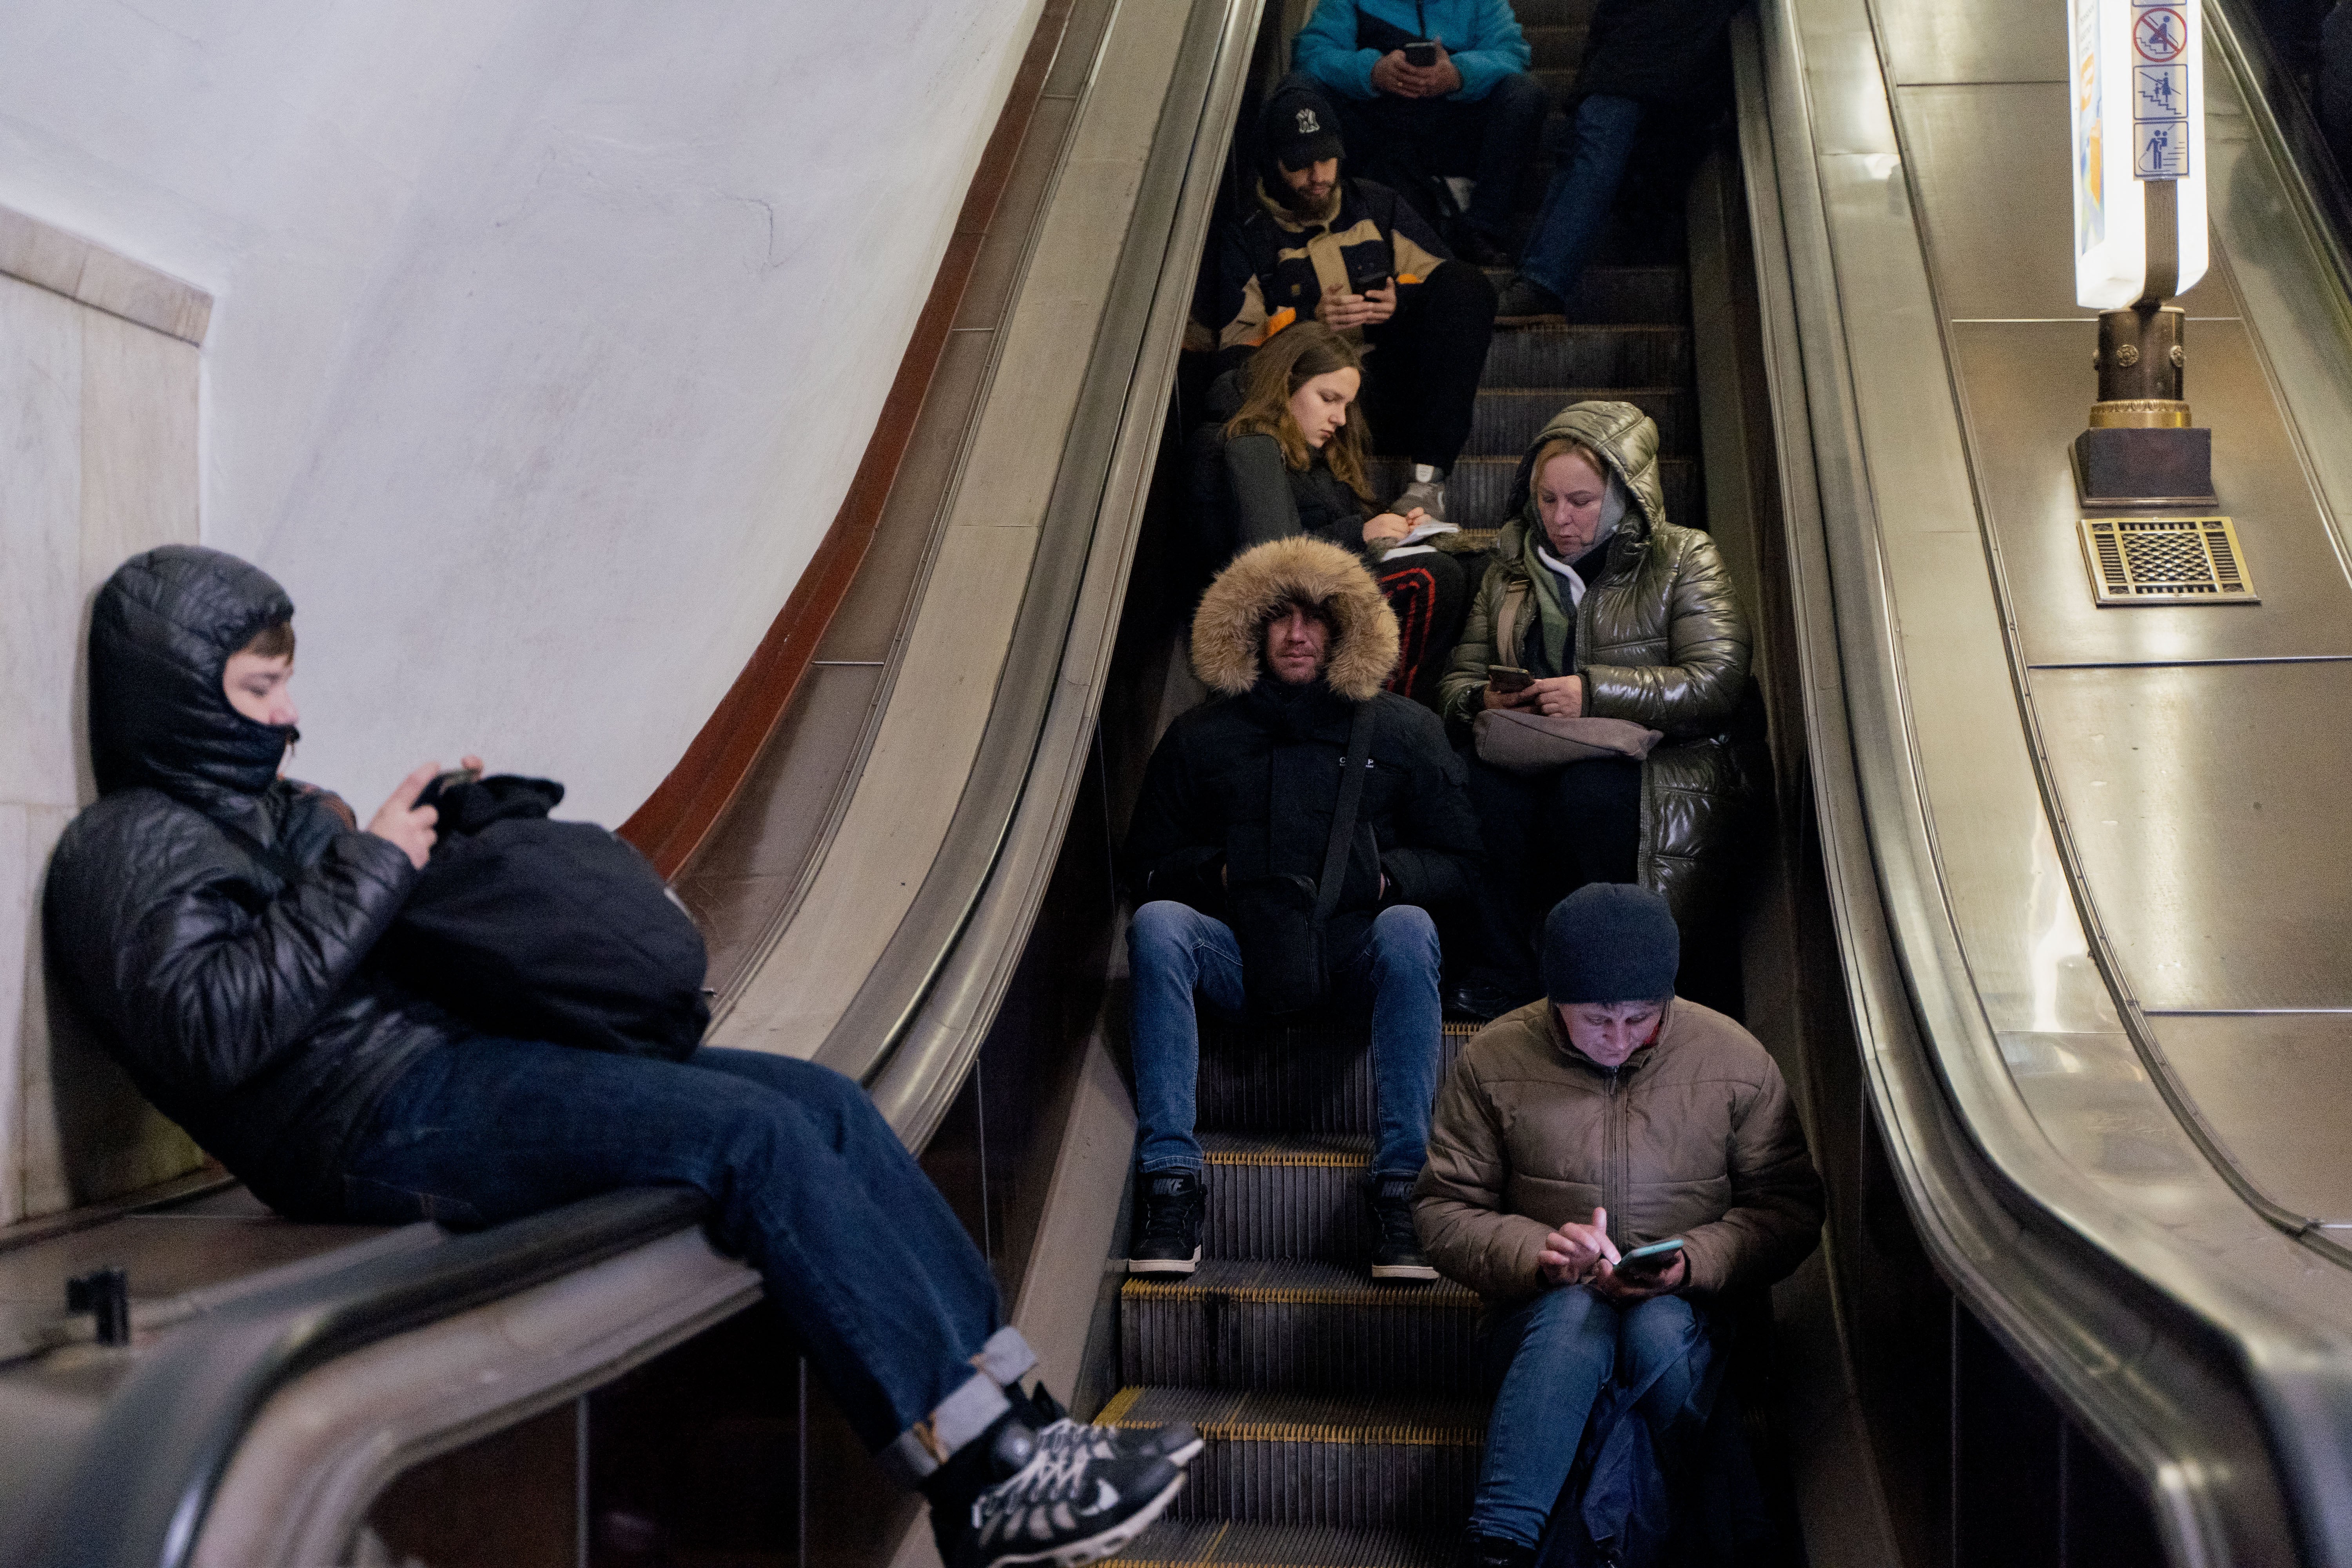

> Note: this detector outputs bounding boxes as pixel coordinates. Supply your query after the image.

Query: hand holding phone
[1613,1237,1685,1278]
[1487,664,1534,695]
[1404,40,1439,67]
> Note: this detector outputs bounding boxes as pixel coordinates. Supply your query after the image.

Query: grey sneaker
[955,1417,1192,1568]
[1494,274,1566,325]
[1394,464,1448,524]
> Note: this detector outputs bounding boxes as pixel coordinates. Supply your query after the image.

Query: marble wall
[0,215,210,1223]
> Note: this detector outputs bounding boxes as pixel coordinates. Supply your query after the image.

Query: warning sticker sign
[2134,7,2186,62]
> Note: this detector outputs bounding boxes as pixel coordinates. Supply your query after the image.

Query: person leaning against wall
[41,544,1199,1568]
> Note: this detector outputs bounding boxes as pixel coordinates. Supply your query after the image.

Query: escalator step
[1479,325,1692,389]
[1462,386,1694,459]
[1103,1387,1486,1530]
[1476,266,1688,327]
[1510,0,1597,29]
[1201,1133,1373,1262]
[1196,1018,1464,1137]
[1519,24,1589,69]
[1121,1261,1479,1395]
[1108,1521,1463,1568]
[1367,456,1699,531]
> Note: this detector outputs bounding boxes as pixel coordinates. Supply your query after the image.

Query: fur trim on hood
[1192,536,1399,702]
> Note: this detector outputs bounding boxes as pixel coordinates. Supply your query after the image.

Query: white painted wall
[0,0,1042,827]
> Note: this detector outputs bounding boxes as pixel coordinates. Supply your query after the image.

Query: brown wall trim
[619,0,1080,877]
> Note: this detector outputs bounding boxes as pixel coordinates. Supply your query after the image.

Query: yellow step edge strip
[1108,1416,1485,1446]
[1203,1149,1370,1167]
[1121,1281,1477,1306]
[1095,1385,1146,1424]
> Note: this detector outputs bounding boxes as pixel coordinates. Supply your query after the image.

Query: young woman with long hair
[1187,321,1470,704]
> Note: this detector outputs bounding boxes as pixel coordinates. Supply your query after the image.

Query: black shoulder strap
[1312,700,1380,926]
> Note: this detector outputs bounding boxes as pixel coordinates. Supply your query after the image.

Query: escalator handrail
[808,0,1266,1145]
[1735,4,2350,1563]
[36,1187,707,1568]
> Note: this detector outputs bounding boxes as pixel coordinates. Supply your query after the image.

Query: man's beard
[1276,174,1332,216]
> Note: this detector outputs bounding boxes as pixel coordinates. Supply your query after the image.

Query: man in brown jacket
[1414,884,1821,1564]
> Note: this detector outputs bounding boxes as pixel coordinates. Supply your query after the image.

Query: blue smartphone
[1617,1237,1684,1275]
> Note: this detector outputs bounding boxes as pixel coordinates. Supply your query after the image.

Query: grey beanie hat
[1542,884,1680,1005]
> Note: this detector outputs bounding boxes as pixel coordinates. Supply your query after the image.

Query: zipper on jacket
[1602,1066,1624,1253]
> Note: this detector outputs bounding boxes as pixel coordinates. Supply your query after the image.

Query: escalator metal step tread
[1122,1262,1479,1396]
[1460,386,1694,458]
[1478,325,1691,389]
[1105,1385,1488,1437]
[1104,1388,1486,1528]
[1108,1520,1463,1568]
[1195,1022,1464,1136]
[1201,1134,1373,1262]
[1367,455,1699,532]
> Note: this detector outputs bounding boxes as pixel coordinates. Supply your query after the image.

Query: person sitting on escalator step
[1121,536,1482,1281]
[1210,75,1497,525]
[1185,320,1472,706]
[1416,885,1822,1566]
[1289,0,1547,267]
[42,545,1198,1568]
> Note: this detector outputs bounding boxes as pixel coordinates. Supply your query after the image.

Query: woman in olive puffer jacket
[1437,401,1754,1011]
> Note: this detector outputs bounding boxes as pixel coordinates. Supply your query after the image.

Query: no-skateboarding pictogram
[2134,8,2186,63]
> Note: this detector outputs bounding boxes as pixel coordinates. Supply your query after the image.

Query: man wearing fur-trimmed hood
[1122,537,1481,1282]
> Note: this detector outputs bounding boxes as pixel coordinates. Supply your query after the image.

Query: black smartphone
[1404,40,1439,67]
[1487,664,1532,694]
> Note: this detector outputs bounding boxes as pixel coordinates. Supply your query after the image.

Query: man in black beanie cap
[1413,885,1822,1566]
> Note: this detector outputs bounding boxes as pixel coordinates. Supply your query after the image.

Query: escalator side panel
[1740,0,2331,1560]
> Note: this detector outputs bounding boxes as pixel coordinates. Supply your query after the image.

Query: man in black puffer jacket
[1121,537,1481,1282]
[44,546,1196,1568]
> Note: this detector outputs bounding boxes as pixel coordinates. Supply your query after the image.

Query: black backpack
[374,775,710,1060]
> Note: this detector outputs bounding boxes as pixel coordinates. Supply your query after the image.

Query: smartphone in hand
[1404,40,1439,67]
[1615,1237,1685,1278]
[1487,664,1534,695]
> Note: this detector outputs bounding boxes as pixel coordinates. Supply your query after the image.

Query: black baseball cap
[1261,78,1344,173]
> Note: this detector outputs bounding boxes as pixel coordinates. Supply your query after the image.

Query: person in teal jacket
[1292,0,1545,263]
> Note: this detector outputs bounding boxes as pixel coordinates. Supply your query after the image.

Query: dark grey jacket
[43,546,443,1216]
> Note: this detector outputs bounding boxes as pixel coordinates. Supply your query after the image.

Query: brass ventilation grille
[2078,516,2258,605]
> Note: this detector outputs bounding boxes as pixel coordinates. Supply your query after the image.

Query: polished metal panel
[1752,0,2352,1555]
[1948,319,2352,663]
[2078,516,2258,604]
[2146,1014,2352,1223]
[1875,0,2066,87]
[2029,662,2352,1010]
[1899,83,2239,321]
[1998,1031,2210,1189]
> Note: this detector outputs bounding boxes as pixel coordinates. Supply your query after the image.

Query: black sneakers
[1127,1169,1205,1275]
[1369,1175,1437,1281]
[1467,1533,1538,1568]
[958,1417,1195,1568]
[1493,274,1567,325]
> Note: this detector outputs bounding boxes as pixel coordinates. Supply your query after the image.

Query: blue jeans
[1470,1286,1716,1547]
[337,1039,1029,1482]
[1520,95,1644,302]
[1127,900,1443,1179]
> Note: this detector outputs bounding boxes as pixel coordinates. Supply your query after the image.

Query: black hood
[89,545,296,817]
